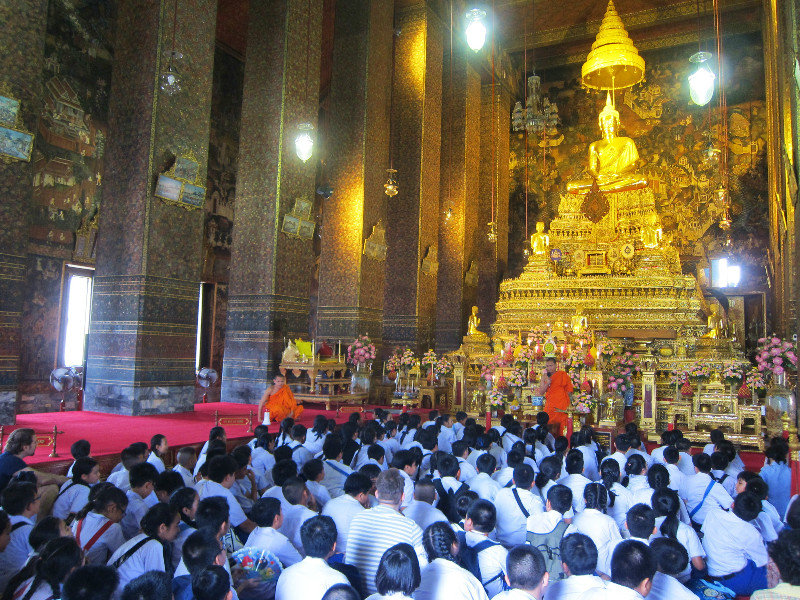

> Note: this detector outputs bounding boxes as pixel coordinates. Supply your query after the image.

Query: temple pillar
[84,0,216,415]
[383,3,443,352]
[220,0,321,403]
[0,1,47,424]
[435,48,481,352]
[476,82,511,332]
[316,0,392,342]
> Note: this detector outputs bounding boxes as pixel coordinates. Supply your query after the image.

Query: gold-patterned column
[435,46,481,352]
[85,0,217,415]
[0,0,47,424]
[316,0,392,342]
[383,2,443,352]
[220,0,322,403]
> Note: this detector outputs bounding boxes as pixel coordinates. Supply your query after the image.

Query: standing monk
[538,357,573,435]
[258,374,304,423]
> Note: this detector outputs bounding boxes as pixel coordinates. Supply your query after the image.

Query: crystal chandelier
[384,169,398,197]
[160,51,183,96]
[512,75,559,135]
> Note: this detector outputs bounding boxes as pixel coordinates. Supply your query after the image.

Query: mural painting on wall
[30,0,114,260]
[20,256,63,381]
[509,33,769,277]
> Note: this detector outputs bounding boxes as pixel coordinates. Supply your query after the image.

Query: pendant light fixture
[159,0,183,96]
[465,8,487,52]
[688,0,715,106]
[295,0,315,162]
[385,23,400,196]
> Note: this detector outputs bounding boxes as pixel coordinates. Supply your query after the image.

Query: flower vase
[351,362,372,393]
[766,371,791,437]
[387,370,397,382]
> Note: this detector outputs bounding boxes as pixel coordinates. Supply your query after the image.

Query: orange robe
[545,370,574,433]
[264,386,303,422]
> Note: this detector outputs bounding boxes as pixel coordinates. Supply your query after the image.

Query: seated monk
[257,374,303,422]
[537,357,574,434]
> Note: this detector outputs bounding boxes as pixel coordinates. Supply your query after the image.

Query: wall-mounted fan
[197,368,218,403]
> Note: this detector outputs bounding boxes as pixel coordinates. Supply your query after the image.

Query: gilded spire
[581,0,645,90]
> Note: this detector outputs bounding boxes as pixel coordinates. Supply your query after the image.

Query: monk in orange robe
[539,357,574,435]
[257,374,304,422]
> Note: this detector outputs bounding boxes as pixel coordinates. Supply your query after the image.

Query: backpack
[456,531,508,592]
[526,519,569,581]
[432,479,469,523]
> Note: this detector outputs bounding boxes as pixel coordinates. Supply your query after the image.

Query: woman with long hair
[651,488,705,582]
[535,455,564,502]
[169,487,199,569]
[305,415,329,456]
[251,432,276,487]
[623,453,649,493]
[275,418,295,448]
[565,483,623,578]
[10,537,83,600]
[599,458,633,529]
[1,517,72,600]
[52,457,100,522]
[369,543,421,600]
[71,483,127,565]
[414,522,487,600]
[632,463,670,506]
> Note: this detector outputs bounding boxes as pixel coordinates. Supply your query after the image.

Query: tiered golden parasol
[581,0,645,91]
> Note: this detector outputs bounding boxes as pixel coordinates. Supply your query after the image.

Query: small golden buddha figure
[571,308,588,336]
[640,214,663,249]
[567,94,648,194]
[701,304,726,339]
[467,305,481,335]
[530,221,550,255]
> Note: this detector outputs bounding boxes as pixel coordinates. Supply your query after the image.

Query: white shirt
[306,480,331,508]
[468,472,502,502]
[558,474,593,513]
[650,445,667,465]
[679,472,733,524]
[378,438,400,466]
[321,459,353,498]
[494,487,544,546]
[545,574,605,600]
[565,508,622,576]
[245,526,302,568]
[200,480,248,527]
[677,453,695,478]
[403,499,449,531]
[502,432,523,454]
[286,440,313,470]
[107,534,166,595]
[711,470,737,498]
[629,448,652,467]
[438,427,456,454]
[465,529,508,598]
[275,556,349,600]
[0,515,34,590]
[493,466,516,487]
[173,464,195,488]
[458,458,478,482]
[53,480,91,519]
[415,557,489,600]
[467,449,487,468]
[321,493,364,554]
[422,420,437,429]
[345,504,427,595]
[665,464,685,493]
[121,490,148,539]
[493,591,541,600]
[251,448,275,486]
[652,516,705,582]
[579,581,644,600]
[579,445,599,482]
[453,422,465,440]
[702,507,768,576]
[647,572,696,600]
[527,509,566,535]
[605,453,627,475]
[147,452,165,473]
[399,468,415,509]
[304,431,327,457]
[73,511,126,565]
[107,468,131,491]
[279,503,317,554]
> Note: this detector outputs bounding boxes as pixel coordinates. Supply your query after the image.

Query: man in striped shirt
[344,468,427,595]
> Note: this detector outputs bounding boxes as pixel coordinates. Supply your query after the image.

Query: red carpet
[6,402,380,473]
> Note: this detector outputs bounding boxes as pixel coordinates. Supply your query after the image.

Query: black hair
[506,545,547,590]
[651,488,681,540]
[745,476,769,501]
[390,449,418,471]
[28,516,64,551]
[70,440,91,460]
[476,452,497,475]
[255,433,273,451]
[129,461,159,489]
[547,484,573,514]
[19,537,83,600]
[456,490,479,520]
[320,584,360,600]
[196,497,229,535]
[663,446,679,464]
[788,499,800,530]
[451,440,469,458]
[182,527,223,574]
[360,463,381,482]
[675,438,692,452]
[768,529,800,585]
[600,459,621,508]
[565,449,584,475]
[536,455,563,490]
[375,543,421,596]
[422,521,457,562]
[536,411,550,425]
[155,470,185,496]
[737,470,758,484]
[62,566,119,600]
[300,515,337,558]
[230,444,252,468]
[311,414,328,436]
[710,451,730,472]
[623,454,647,486]
[208,426,226,442]
[291,424,307,441]
[323,435,343,459]
[367,444,385,462]
[610,540,656,589]
[140,503,179,539]
[584,483,608,513]
[278,418,295,439]
[561,533,598,575]
[75,483,128,521]
[120,571,172,600]
[709,429,725,445]
[191,565,230,600]
[766,440,789,464]
[272,459,299,486]
[513,464,535,489]
[466,499,496,533]
[129,442,149,456]
[150,434,167,455]
[627,503,656,539]
[169,487,199,527]
[437,454,459,478]
[207,455,238,483]
[343,472,372,497]
[647,464,670,492]
[692,452,712,473]
[733,491,762,521]
[1,481,37,515]
[251,497,282,528]
[302,458,325,482]
[282,477,308,505]
[650,537,689,576]
[507,450,524,469]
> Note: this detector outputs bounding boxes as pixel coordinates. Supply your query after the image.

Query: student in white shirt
[466,435,490,468]
[403,480,449,533]
[627,435,653,468]
[107,447,144,492]
[679,452,734,526]
[651,488,705,582]
[468,453,501,502]
[367,542,421,600]
[391,450,419,510]
[66,439,91,479]
[437,414,456,454]
[173,447,197,489]
[493,450,524,488]
[284,425,313,470]
[365,444,388,472]
[0,482,39,591]
[701,492,768,595]
[147,434,168,474]
[623,454,650,502]
[544,532,604,600]
[703,429,725,456]
[453,412,468,441]
[169,486,199,569]
[321,436,354,499]
[558,450,592,514]
[414,521,488,600]
[322,472,370,555]
[674,438,696,478]
[302,459,333,508]
[53,456,100,520]
[607,435,630,475]
[199,455,257,538]
[246,497,302,567]
[462,499,508,597]
[9,537,83,600]
[378,422,402,467]
[535,456,563,506]
[599,459,633,530]
[710,451,738,497]
[305,415,329,457]
[421,410,439,430]
[72,483,128,565]
[502,422,524,454]
[492,544,549,600]
[278,477,319,555]
[107,503,181,594]
[581,540,656,600]
[575,430,600,482]
[650,430,677,466]
[565,483,622,578]
[251,433,276,487]
[531,427,553,465]
[526,484,571,552]
[661,446,686,493]
[190,565,233,600]
[494,464,544,546]
[275,515,349,600]
[453,441,478,483]
[647,537,697,600]
[625,503,657,545]
[120,462,159,540]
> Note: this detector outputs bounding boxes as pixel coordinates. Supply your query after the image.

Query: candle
[382,362,386,377]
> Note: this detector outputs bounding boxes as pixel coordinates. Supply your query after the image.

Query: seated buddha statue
[567,94,648,194]
[640,214,663,249]
[467,305,481,335]
[701,304,726,339]
[530,221,550,255]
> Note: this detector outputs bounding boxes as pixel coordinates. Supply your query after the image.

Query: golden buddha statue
[640,214,663,249]
[530,221,550,255]
[571,308,588,336]
[467,305,481,335]
[701,304,726,339]
[567,94,648,194]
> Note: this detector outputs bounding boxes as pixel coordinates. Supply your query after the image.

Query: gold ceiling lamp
[581,0,645,96]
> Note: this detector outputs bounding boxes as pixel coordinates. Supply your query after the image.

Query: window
[61,265,94,368]
[710,258,740,288]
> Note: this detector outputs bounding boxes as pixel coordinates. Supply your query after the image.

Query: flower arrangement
[481,355,504,383]
[670,369,688,385]
[385,350,401,372]
[573,390,595,414]
[487,388,506,407]
[514,347,536,368]
[420,349,437,374]
[687,363,711,382]
[565,354,584,373]
[347,335,376,366]
[746,368,767,394]
[599,343,616,361]
[607,352,640,394]
[507,368,528,388]
[755,337,798,376]
[721,362,747,385]
[434,356,453,377]
[570,371,582,390]
[399,348,416,369]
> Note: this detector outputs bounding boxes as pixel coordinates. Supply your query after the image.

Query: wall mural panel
[509,33,769,282]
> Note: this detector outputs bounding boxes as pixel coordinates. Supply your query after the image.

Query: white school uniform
[558,473,593,513]
[665,463,686,492]
[286,440,313,470]
[305,479,331,508]
[438,426,456,454]
[565,508,623,576]
[52,481,91,519]
[415,557,489,600]
[399,468,415,509]
[652,515,705,583]
[464,529,508,598]
[107,468,131,491]
[650,445,667,465]
[711,469,737,497]
[501,432,523,454]
[492,466,516,487]
[579,580,645,600]
[278,503,317,555]
[246,526,302,568]
[605,452,627,475]
[645,572,696,600]
[321,493,364,554]
[545,573,605,600]
[468,472,502,502]
[275,556,348,600]
[676,452,695,478]
[679,472,733,524]
[321,459,353,498]
[146,452,165,473]
[0,515,34,591]
[494,486,544,546]
[73,511,126,565]
[173,464,195,488]
[453,421,465,440]
[457,457,478,482]
[107,534,166,596]
[404,499,449,531]
[467,448,487,468]
[579,445,600,482]
[702,507,768,576]
[605,482,634,530]
[200,480,248,527]
[121,490,148,539]
[304,431,327,456]
[251,447,275,485]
